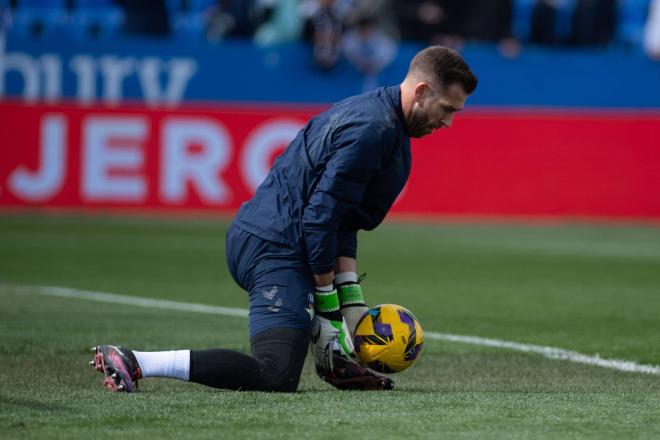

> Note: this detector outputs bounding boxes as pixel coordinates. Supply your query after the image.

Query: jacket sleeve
[337,230,357,259]
[302,121,387,274]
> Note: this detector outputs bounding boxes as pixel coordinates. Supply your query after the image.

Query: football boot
[89,345,142,393]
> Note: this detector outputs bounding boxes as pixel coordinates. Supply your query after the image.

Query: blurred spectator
[393,0,455,45]
[0,0,16,14]
[528,0,617,47]
[570,0,617,46]
[393,1,519,57]
[461,0,520,57]
[530,0,559,45]
[114,0,170,36]
[349,0,399,40]
[302,0,344,69]
[68,1,124,41]
[342,15,397,91]
[253,0,302,46]
[7,0,69,39]
[645,0,660,59]
[0,0,14,32]
[205,0,257,42]
[529,0,575,46]
[462,0,514,40]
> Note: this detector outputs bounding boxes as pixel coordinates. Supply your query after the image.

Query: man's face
[405,82,468,138]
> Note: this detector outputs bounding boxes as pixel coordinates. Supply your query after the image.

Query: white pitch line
[4,285,660,376]
[3,285,248,318]
[426,332,660,375]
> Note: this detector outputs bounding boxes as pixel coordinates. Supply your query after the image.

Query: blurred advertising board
[1,102,659,220]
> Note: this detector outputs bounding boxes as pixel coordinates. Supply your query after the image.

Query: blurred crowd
[1,0,659,88]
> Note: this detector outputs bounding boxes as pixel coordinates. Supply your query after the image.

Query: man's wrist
[335,271,358,285]
[336,272,365,307]
[313,271,335,287]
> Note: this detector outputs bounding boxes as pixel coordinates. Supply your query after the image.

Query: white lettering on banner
[1,34,197,105]
[241,119,304,192]
[160,118,232,205]
[8,114,67,202]
[137,58,198,106]
[3,113,305,206]
[82,116,148,202]
[70,56,97,104]
[99,56,135,105]
[39,55,62,103]
[0,36,39,102]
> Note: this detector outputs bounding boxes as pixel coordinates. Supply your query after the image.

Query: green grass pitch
[1,214,659,439]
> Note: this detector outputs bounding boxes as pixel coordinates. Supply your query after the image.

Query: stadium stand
[619,0,651,45]
[68,0,124,40]
[1,0,652,48]
[10,0,69,39]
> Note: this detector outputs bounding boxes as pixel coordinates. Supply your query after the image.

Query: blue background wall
[3,36,660,108]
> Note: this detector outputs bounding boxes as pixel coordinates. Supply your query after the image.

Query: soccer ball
[353,304,424,373]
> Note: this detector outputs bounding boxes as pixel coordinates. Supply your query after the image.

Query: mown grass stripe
[4,284,660,376]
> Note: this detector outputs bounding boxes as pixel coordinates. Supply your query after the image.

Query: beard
[404,107,433,138]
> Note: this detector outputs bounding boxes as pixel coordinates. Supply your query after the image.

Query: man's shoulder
[328,86,403,133]
[335,86,399,112]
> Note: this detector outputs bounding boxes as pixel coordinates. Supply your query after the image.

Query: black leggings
[189,327,309,392]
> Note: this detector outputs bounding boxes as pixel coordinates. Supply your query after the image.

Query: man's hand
[311,288,355,372]
[336,273,369,336]
[315,350,394,391]
[310,312,355,371]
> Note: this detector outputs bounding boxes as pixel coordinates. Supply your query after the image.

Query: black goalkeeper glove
[315,273,393,390]
[315,350,394,391]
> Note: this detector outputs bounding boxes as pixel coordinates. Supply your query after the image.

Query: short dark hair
[408,46,478,95]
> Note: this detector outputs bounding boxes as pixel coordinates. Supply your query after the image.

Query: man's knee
[251,327,309,393]
[258,368,301,393]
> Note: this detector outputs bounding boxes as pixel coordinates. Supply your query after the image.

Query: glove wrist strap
[315,289,341,318]
[339,283,365,307]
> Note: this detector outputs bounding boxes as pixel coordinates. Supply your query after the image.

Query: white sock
[133,350,190,381]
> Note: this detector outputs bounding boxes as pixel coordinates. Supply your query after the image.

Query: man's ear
[413,82,430,106]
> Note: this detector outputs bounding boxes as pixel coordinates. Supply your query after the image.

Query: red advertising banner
[1,102,659,219]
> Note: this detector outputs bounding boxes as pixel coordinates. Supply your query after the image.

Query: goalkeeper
[91,46,477,393]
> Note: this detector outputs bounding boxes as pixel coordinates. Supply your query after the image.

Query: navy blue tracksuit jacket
[234,85,411,275]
